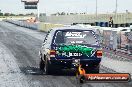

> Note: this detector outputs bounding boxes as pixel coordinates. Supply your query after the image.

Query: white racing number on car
[69,52,82,57]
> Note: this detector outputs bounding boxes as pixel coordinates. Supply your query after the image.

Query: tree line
[0,12,35,16]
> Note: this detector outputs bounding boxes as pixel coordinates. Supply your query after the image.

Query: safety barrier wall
[5,20,64,32]
[38,22,64,32]
[5,20,38,30]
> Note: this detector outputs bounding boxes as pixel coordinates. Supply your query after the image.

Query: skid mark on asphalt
[20,67,44,75]
[19,66,77,76]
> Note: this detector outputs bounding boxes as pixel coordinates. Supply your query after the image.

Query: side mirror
[43,38,47,42]
[48,30,50,33]
[42,41,46,46]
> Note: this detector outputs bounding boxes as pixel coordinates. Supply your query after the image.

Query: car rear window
[54,30,98,45]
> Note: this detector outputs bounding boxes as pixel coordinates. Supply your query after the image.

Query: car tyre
[44,59,53,75]
[84,66,99,74]
[93,68,99,73]
[39,60,45,71]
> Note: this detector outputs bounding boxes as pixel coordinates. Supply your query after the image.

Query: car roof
[50,26,96,32]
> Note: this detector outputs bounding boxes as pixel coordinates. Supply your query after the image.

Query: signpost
[21,0,39,3]
[21,0,39,20]
[21,0,39,9]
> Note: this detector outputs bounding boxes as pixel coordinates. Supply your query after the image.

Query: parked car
[39,26,102,74]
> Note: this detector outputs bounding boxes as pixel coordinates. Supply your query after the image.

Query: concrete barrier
[38,22,64,32]
[5,20,64,32]
[5,20,38,30]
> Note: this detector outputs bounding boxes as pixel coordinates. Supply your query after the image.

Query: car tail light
[50,50,56,57]
[96,50,102,58]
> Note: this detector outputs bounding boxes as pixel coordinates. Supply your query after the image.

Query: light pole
[96,0,98,20]
[37,2,40,21]
[115,0,118,14]
[115,0,118,23]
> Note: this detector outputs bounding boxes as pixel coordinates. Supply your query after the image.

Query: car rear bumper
[49,58,101,69]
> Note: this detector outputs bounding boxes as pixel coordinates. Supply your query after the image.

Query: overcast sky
[0,0,132,15]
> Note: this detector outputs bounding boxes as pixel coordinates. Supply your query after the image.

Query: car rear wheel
[94,65,100,73]
[84,65,100,73]
[39,60,45,70]
[44,60,53,75]
[93,67,99,73]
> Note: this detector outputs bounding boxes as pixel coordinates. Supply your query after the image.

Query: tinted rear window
[54,30,98,45]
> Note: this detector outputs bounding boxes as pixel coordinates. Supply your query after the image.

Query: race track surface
[0,21,131,87]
